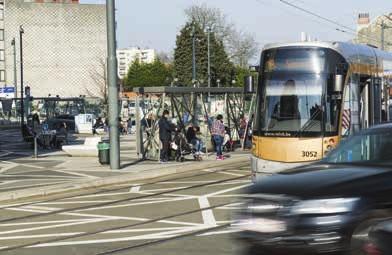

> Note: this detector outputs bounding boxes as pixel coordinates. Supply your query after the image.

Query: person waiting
[186,125,203,155]
[211,114,225,160]
[158,110,174,163]
[93,117,104,135]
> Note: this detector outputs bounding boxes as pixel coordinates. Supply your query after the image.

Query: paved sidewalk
[0,128,250,203]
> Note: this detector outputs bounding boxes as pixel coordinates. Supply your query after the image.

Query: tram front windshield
[263,73,324,134]
[257,47,342,137]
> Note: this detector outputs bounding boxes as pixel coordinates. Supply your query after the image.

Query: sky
[81,0,391,63]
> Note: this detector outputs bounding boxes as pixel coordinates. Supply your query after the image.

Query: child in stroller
[172,129,201,162]
[222,126,234,152]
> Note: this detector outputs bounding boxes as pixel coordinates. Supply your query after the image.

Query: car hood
[250,164,392,198]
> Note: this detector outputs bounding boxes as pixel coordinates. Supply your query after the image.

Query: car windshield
[323,130,392,166]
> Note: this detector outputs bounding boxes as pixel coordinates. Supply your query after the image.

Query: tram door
[360,78,382,129]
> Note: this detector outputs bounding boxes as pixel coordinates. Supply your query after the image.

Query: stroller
[171,131,201,162]
[223,126,235,152]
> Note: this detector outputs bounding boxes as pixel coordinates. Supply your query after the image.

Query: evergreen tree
[233,66,252,87]
[174,22,234,87]
[124,59,172,88]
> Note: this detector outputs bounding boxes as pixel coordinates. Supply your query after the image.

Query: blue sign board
[0,87,15,93]
[0,86,16,98]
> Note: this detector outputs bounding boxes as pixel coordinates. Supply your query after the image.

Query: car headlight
[291,198,359,215]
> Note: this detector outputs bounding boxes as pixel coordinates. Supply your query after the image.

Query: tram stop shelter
[132,86,255,161]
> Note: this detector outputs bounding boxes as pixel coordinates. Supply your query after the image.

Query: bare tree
[184,3,233,42]
[87,58,108,115]
[184,3,259,67]
[228,30,259,68]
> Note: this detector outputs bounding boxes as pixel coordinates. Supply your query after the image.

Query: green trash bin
[97,141,110,165]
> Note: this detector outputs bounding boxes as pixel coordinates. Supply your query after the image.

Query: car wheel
[350,219,379,255]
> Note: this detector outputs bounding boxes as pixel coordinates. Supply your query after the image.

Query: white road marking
[1,161,46,169]
[138,186,189,193]
[8,207,51,214]
[0,162,17,173]
[52,169,98,179]
[214,171,246,177]
[25,205,60,211]
[39,200,115,205]
[105,227,184,234]
[31,226,208,248]
[198,196,217,227]
[0,219,87,227]
[129,185,141,193]
[160,181,217,184]
[65,191,135,199]
[0,232,83,240]
[0,219,104,235]
[75,196,194,212]
[213,194,251,198]
[0,181,66,191]
[61,211,203,227]
[0,169,251,248]
[198,228,241,236]
[0,180,18,186]
[0,174,80,179]
[206,184,252,197]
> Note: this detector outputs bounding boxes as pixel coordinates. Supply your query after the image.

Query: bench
[62,137,102,157]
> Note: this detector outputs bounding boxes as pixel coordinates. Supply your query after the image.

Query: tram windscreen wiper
[295,105,322,136]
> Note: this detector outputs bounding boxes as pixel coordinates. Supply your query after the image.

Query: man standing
[211,114,225,160]
[158,110,173,163]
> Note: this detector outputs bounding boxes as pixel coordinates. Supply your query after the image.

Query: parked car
[234,123,392,255]
[365,220,392,255]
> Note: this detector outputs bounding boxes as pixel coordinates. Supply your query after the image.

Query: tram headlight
[291,198,359,215]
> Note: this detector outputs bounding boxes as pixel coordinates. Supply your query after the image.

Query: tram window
[264,48,326,73]
[261,73,324,133]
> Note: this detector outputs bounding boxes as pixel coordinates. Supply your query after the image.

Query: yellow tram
[251,41,392,180]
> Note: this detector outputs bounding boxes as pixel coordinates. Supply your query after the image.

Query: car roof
[362,123,392,134]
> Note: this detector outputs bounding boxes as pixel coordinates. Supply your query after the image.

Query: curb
[0,154,250,204]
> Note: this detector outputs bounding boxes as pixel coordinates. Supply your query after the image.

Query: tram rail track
[96,223,232,255]
[0,169,250,224]
[0,161,248,212]
[0,173,250,253]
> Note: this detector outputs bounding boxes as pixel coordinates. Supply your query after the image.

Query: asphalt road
[0,164,251,255]
[0,128,142,194]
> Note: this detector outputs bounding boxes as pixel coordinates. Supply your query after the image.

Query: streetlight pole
[19,26,24,132]
[106,0,120,169]
[207,27,211,89]
[11,38,17,117]
[191,26,196,86]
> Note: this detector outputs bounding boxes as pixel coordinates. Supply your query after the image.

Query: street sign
[0,86,16,98]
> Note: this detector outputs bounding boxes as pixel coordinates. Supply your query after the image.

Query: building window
[0,30,4,41]
[0,70,5,82]
[0,50,4,61]
[0,3,3,20]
